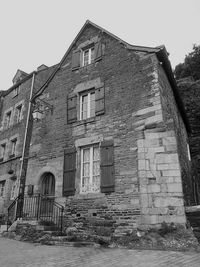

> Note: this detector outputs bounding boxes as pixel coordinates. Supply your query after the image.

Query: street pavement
[0,237,200,267]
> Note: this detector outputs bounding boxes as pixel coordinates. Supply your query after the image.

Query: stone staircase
[2,219,110,247]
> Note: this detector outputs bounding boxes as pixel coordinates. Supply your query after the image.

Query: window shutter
[72,50,81,70]
[67,94,77,123]
[100,140,114,193]
[94,41,102,62]
[63,147,76,196]
[95,86,105,116]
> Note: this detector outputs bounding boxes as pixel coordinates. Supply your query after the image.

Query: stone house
[0,66,56,217]
[22,20,193,233]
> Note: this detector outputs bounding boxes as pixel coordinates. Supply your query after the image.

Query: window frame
[13,86,20,98]
[0,143,6,161]
[16,104,22,123]
[79,89,95,120]
[5,111,12,129]
[11,138,17,157]
[82,46,95,66]
[0,180,6,197]
[10,180,17,200]
[80,144,100,194]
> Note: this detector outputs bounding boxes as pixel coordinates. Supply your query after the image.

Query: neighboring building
[0,66,56,215]
[21,20,193,234]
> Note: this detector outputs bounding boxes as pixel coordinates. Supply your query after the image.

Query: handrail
[7,194,64,234]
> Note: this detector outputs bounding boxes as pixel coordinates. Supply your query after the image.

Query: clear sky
[1,0,200,90]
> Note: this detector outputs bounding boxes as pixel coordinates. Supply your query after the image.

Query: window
[0,180,5,197]
[10,138,17,157]
[16,105,22,123]
[80,90,95,120]
[5,111,12,128]
[67,86,105,124]
[83,47,95,66]
[11,180,17,200]
[71,41,102,70]
[63,140,114,196]
[80,145,100,193]
[13,86,20,97]
[0,143,6,161]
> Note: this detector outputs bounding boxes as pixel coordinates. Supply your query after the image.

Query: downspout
[17,72,35,214]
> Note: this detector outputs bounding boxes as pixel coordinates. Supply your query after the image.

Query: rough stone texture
[25,24,189,232]
[177,79,200,204]
[0,67,56,213]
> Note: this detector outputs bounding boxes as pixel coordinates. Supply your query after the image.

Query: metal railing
[7,194,64,233]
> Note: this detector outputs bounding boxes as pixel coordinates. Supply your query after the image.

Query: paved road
[0,237,200,267]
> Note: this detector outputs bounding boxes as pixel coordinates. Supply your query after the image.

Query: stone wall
[26,24,189,233]
[177,79,200,204]
[0,67,56,213]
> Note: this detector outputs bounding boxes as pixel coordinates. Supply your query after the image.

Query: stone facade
[23,21,191,233]
[0,67,56,214]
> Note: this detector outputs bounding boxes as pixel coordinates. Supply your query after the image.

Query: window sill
[0,155,21,165]
[74,192,104,199]
[73,117,97,126]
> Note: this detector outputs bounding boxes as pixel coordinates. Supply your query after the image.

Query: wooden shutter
[72,50,81,70]
[67,94,77,123]
[95,86,105,116]
[94,41,102,62]
[63,147,76,196]
[100,140,115,193]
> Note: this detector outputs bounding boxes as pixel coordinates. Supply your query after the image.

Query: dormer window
[13,86,20,98]
[83,46,95,66]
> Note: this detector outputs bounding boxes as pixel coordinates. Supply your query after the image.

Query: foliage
[174,44,200,81]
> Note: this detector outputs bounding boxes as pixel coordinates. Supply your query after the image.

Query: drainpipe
[17,72,35,217]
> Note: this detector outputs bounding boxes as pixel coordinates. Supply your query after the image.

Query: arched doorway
[40,172,55,215]
[41,172,55,196]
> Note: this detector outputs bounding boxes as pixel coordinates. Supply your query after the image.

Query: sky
[0,0,200,90]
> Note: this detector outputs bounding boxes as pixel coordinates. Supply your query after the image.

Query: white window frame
[83,46,94,66]
[80,90,95,120]
[80,144,100,193]
[0,181,5,197]
[16,104,22,123]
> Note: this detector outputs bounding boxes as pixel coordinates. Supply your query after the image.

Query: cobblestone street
[0,237,200,267]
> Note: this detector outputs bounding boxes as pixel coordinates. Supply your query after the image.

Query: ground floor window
[0,180,6,197]
[80,145,100,193]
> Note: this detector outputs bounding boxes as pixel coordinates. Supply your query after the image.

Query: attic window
[83,46,95,66]
[13,86,20,98]
[72,40,102,70]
